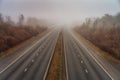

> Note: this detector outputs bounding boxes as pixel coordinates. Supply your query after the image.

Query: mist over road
[0,28,120,80]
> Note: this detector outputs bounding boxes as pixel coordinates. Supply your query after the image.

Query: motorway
[0,28,120,80]
[63,29,120,80]
[0,29,59,80]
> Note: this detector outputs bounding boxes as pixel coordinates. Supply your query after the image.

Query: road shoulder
[72,30,120,70]
[0,29,50,58]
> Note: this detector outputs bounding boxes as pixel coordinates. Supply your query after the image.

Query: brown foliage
[0,25,47,53]
[0,14,47,54]
[75,13,120,59]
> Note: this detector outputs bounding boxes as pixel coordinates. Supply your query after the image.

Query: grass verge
[0,29,49,58]
[46,32,66,80]
[73,30,120,69]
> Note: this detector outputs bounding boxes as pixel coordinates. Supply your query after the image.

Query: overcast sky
[0,0,120,24]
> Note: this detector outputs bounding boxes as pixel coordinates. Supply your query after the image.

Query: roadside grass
[73,30,120,69]
[0,29,49,58]
[46,32,66,80]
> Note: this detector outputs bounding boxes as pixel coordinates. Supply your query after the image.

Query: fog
[0,0,120,25]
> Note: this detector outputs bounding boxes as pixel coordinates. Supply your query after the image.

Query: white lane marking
[32,59,34,63]
[85,69,88,73]
[0,30,52,74]
[81,61,83,63]
[24,68,28,72]
[43,32,59,80]
[64,38,69,80]
[71,31,114,80]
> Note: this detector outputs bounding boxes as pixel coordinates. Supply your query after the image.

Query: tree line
[0,13,47,54]
[75,13,120,59]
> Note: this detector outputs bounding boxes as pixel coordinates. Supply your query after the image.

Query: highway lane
[0,29,59,80]
[63,30,113,80]
[72,30,120,80]
[0,27,119,80]
[0,30,49,72]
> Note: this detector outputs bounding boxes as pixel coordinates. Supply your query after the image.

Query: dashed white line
[24,68,28,72]
[32,59,34,63]
[71,31,114,80]
[85,69,88,73]
[0,30,52,74]
[81,61,83,63]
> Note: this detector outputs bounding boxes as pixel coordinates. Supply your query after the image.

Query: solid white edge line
[24,68,28,72]
[81,60,83,63]
[43,31,59,80]
[32,59,34,63]
[0,30,52,74]
[85,69,88,73]
[63,34,69,80]
[71,31,114,80]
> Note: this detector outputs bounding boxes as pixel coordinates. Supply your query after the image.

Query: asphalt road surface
[0,28,120,80]
[63,29,120,80]
[0,29,59,80]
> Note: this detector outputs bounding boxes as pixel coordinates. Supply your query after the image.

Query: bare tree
[18,14,24,26]
[6,16,14,25]
[0,13,4,24]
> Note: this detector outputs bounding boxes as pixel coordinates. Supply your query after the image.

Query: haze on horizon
[0,0,120,24]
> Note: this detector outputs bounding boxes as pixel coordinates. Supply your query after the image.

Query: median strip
[46,32,66,80]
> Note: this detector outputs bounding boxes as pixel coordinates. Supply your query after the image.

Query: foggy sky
[0,0,120,24]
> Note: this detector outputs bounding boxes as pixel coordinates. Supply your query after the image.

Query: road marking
[0,30,52,74]
[81,61,83,63]
[71,31,114,80]
[24,68,28,72]
[64,39,69,80]
[43,32,59,80]
[85,69,88,73]
[32,59,34,63]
